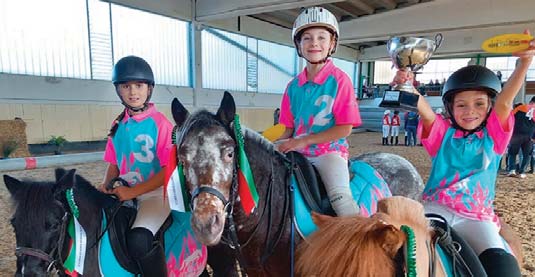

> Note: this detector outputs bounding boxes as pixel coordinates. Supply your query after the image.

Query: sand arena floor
[0,132,534,276]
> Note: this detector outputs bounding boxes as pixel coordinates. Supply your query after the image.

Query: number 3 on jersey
[134,134,155,163]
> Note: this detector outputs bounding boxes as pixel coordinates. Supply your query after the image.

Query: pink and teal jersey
[104,104,173,194]
[418,110,513,224]
[279,60,361,159]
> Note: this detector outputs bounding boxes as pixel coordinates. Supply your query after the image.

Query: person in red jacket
[382,110,391,145]
[390,110,401,145]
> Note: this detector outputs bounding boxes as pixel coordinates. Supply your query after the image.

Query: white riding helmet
[292,7,339,57]
[384,110,391,115]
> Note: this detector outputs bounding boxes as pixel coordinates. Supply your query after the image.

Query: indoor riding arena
[1,0,535,276]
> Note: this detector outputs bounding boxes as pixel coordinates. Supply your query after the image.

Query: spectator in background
[496,71,504,88]
[390,110,401,145]
[382,110,391,145]
[273,108,280,125]
[404,111,419,146]
[507,97,535,178]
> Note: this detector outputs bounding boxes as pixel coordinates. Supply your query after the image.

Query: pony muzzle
[191,209,226,246]
[190,191,228,246]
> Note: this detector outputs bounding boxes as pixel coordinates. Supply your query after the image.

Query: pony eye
[223,148,234,162]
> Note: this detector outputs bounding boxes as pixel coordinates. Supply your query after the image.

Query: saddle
[287,151,336,216]
[103,204,174,273]
[426,214,487,277]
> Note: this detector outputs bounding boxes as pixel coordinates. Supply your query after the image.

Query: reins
[15,212,70,276]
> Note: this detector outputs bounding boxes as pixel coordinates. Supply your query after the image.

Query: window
[202,28,247,91]
[486,56,535,81]
[202,27,297,93]
[111,4,190,86]
[0,0,191,86]
[0,0,90,78]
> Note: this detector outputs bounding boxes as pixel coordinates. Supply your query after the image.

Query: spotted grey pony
[169,91,424,276]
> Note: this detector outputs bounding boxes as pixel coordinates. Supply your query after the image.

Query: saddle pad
[99,211,133,276]
[294,160,392,238]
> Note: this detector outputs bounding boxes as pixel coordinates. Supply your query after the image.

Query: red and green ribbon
[234,115,259,215]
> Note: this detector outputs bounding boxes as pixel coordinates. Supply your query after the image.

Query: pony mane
[73,173,115,209]
[377,196,429,231]
[176,109,223,145]
[241,126,287,161]
[296,212,405,276]
[297,197,432,276]
[9,179,58,240]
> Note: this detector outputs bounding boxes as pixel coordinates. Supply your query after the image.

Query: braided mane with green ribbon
[401,225,417,277]
[233,114,259,215]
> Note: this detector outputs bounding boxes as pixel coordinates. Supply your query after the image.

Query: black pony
[4,169,207,276]
[5,169,110,276]
[170,91,424,276]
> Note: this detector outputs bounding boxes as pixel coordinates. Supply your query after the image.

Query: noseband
[190,184,233,213]
[15,212,70,275]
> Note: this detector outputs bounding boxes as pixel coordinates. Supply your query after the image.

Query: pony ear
[171,98,189,127]
[375,224,405,258]
[216,91,236,126]
[311,212,335,227]
[55,168,68,182]
[3,175,23,196]
[54,169,76,195]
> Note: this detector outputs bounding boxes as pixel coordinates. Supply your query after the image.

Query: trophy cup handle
[434,33,443,49]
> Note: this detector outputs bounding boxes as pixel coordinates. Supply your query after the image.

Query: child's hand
[277,137,308,153]
[97,183,108,192]
[107,186,137,201]
[512,29,535,65]
[391,70,414,86]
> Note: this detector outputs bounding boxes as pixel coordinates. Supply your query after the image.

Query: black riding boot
[390,136,393,145]
[127,227,167,277]
[395,136,399,145]
[479,248,520,277]
[404,136,408,146]
[137,242,167,277]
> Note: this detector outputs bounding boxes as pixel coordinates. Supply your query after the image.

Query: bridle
[394,224,438,277]
[15,212,70,276]
[176,116,291,273]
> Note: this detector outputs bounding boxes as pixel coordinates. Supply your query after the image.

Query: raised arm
[494,30,535,125]
[392,70,436,137]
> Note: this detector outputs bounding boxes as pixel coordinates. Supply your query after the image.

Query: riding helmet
[442,65,501,107]
[292,7,339,56]
[112,56,155,86]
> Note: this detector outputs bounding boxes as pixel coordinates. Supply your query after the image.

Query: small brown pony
[296,196,523,277]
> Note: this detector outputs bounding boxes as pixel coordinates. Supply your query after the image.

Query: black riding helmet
[112,56,155,112]
[442,65,502,134]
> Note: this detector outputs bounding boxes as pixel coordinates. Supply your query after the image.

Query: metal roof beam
[376,0,397,10]
[340,0,535,44]
[195,0,343,22]
[346,0,375,15]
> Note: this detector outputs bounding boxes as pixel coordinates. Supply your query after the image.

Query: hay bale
[0,119,31,158]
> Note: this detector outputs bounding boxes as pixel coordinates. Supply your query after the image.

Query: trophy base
[379,90,419,112]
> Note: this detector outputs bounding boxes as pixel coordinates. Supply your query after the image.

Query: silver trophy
[379,34,442,111]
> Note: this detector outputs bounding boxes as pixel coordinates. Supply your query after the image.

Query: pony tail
[108,110,126,138]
